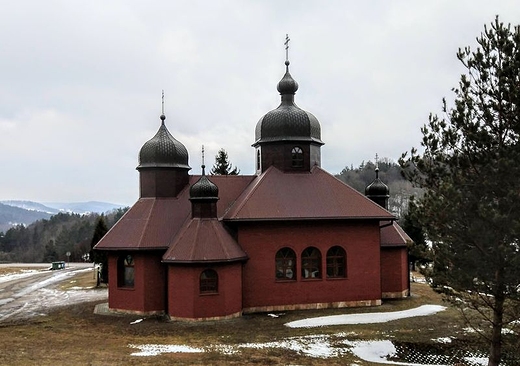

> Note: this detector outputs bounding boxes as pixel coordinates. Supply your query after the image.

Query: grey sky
[1,1,518,206]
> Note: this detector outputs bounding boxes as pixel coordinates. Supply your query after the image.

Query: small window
[256,149,261,170]
[200,269,218,294]
[118,254,135,288]
[327,246,346,278]
[275,248,296,280]
[301,247,321,279]
[291,147,303,168]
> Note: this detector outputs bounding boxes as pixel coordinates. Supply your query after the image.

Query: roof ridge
[224,166,277,219]
[138,199,156,247]
[317,166,396,219]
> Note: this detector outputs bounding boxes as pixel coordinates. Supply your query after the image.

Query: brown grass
[0,274,491,366]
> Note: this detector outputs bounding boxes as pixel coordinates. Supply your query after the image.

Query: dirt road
[0,263,107,323]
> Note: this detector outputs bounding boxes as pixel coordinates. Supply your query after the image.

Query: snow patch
[284,305,446,328]
[128,344,203,356]
[433,337,452,343]
[0,270,41,284]
[463,356,488,366]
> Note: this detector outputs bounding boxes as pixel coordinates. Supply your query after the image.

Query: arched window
[118,254,135,288]
[256,149,261,170]
[301,247,322,279]
[275,247,296,280]
[291,146,303,168]
[326,246,346,278]
[200,269,218,294]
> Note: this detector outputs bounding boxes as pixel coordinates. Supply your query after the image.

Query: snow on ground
[0,269,42,284]
[0,265,107,322]
[129,344,204,356]
[129,333,348,358]
[284,305,446,328]
[128,332,490,365]
[127,305,496,365]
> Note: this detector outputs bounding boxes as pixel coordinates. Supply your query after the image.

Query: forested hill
[0,203,52,233]
[0,209,127,263]
[335,158,422,219]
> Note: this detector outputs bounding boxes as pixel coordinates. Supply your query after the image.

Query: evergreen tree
[90,215,109,285]
[401,197,430,271]
[210,148,240,175]
[400,17,520,365]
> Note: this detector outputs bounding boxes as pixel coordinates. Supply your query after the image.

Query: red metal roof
[95,168,397,252]
[162,218,248,263]
[94,197,191,250]
[223,166,395,221]
[381,221,412,247]
[94,175,255,251]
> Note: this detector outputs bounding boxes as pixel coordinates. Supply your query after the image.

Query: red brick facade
[239,221,383,312]
[167,264,243,320]
[107,251,166,314]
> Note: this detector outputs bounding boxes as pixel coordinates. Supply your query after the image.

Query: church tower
[365,162,390,209]
[137,101,191,198]
[253,36,324,173]
[189,164,219,218]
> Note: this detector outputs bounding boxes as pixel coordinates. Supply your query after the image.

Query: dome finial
[284,34,291,70]
[277,34,298,95]
[375,153,379,178]
[201,145,206,175]
[160,89,166,123]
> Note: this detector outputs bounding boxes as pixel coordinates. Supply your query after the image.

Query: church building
[95,51,411,320]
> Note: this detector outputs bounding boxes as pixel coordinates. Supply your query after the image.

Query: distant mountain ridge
[0,202,53,232]
[1,200,59,214]
[43,201,125,214]
[0,200,126,232]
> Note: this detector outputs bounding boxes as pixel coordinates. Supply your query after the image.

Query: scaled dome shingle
[190,167,219,201]
[137,115,190,169]
[254,61,323,146]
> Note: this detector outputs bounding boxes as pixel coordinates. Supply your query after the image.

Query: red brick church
[95,54,411,320]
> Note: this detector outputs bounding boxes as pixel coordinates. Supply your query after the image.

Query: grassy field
[0,270,514,365]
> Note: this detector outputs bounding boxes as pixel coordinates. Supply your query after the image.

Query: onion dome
[190,165,219,201]
[253,61,323,146]
[365,168,390,208]
[137,114,190,169]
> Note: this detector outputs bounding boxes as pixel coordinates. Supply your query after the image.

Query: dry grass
[0,274,496,366]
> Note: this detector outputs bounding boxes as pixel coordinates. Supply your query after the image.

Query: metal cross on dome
[161,90,165,115]
[285,34,290,62]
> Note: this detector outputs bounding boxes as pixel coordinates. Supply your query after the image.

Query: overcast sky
[1,1,519,206]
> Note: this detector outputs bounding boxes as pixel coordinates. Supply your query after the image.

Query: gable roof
[162,218,248,263]
[381,221,413,247]
[224,166,395,221]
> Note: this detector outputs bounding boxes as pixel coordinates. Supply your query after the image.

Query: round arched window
[275,247,296,280]
[200,269,218,293]
[301,247,321,279]
[326,246,346,278]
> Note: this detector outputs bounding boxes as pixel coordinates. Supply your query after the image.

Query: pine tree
[210,148,240,175]
[401,197,430,271]
[400,17,520,365]
[90,215,109,285]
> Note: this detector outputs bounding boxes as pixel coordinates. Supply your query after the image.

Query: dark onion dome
[253,61,323,146]
[137,114,190,169]
[365,168,390,197]
[190,165,219,201]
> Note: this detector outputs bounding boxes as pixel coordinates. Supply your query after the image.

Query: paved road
[0,263,107,323]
